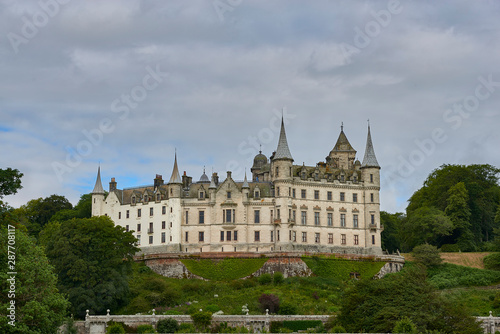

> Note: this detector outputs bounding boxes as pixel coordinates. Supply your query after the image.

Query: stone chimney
[109,177,117,192]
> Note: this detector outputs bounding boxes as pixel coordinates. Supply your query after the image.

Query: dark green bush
[278,301,297,315]
[484,253,500,271]
[191,311,212,330]
[393,317,418,333]
[412,244,442,267]
[106,322,125,334]
[428,263,500,289]
[177,323,196,333]
[205,304,220,313]
[258,273,272,285]
[136,324,155,333]
[156,318,179,333]
[273,271,284,284]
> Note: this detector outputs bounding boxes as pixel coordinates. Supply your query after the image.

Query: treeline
[382,164,500,253]
[0,168,138,333]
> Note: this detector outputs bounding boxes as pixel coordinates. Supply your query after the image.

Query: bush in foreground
[156,318,179,333]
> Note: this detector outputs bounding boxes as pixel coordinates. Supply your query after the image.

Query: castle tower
[361,124,382,252]
[242,170,250,201]
[270,116,294,185]
[167,152,182,249]
[168,152,182,198]
[327,124,357,170]
[91,166,105,217]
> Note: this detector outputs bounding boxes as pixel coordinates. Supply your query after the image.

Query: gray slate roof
[92,167,105,194]
[274,118,293,160]
[361,125,380,168]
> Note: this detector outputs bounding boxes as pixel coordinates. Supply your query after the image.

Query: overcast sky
[1,0,499,212]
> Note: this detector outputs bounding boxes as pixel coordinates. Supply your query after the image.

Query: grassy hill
[403,252,492,269]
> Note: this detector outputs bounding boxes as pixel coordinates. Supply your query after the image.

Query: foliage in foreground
[412,244,442,267]
[338,264,483,333]
[427,262,500,289]
[0,228,70,333]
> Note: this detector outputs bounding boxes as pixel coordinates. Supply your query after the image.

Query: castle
[91,117,383,255]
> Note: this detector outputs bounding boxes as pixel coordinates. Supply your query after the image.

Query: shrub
[270,321,284,333]
[191,311,212,330]
[282,320,322,332]
[156,318,179,333]
[106,323,125,334]
[412,244,442,267]
[329,325,346,333]
[205,304,220,313]
[180,258,267,280]
[258,273,272,285]
[393,317,417,333]
[258,293,280,314]
[136,324,156,333]
[484,253,500,271]
[301,256,385,281]
[273,271,284,284]
[177,323,196,333]
[278,301,297,315]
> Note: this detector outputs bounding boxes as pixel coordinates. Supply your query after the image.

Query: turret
[91,166,105,216]
[168,152,182,198]
[270,116,294,184]
[327,123,356,170]
[360,123,381,186]
[242,171,250,201]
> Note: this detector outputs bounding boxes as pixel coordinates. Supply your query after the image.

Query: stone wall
[141,252,405,280]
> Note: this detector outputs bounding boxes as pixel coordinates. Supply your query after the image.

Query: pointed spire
[332,124,356,152]
[273,116,294,161]
[168,151,182,184]
[209,174,217,189]
[242,170,250,188]
[92,166,105,194]
[361,124,380,168]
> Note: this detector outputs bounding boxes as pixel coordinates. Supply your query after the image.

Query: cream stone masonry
[92,117,383,255]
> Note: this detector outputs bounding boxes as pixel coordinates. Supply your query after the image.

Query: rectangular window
[234,231,238,241]
[289,230,292,241]
[220,231,224,241]
[162,206,166,214]
[199,211,205,224]
[126,225,129,232]
[149,222,153,233]
[137,223,141,232]
[370,174,373,183]
[301,211,307,225]
[150,207,154,216]
[118,212,121,219]
[293,231,296,242]
[341,234,346,245]
[301,189,306,199]
[199,191,204,199]
[136,235,140,246]
[138,209,141,217]
[162,221,166,229]
[149,236,153,244]
[227,191,232,199]
[270,231,274,242]
[327,213,333,226]
[227,231,231,241]
[293,210,296,222]
[126,210,130,218]
[277,230,280,241]
[185,211,189,224]
[328,233,333,244]
[302,232,307,242]
[277,209,280,219]
[185,232,188,242]
[254,190,260,198]
[199,232,204,242]
[170,222,172,228]
[353,214,359,228]
[224,209,235,223]
[277,187,280,197]
[327,191,332,200]
[254,210,260,223]
[340,192,345,201]
[354,235,359,245]
[161,232,166,243]
[353,193,358,203]
[370,193,374,203]
[371,214,375,225]
[372,235,375,245]
[292,188,296,198]
[340,214,346,227]
[314,212,320,226]
[254,231,260,242]
[315,233,320,243]
[314,190,319,200]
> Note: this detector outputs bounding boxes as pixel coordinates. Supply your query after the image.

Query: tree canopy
[0,229,69,333]
[42,216,139,318]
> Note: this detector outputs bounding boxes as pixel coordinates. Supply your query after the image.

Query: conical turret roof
[332,124,356,152]
[274,117,293,161]
[168,152,182,184]
[92,166,105,194]
[361,125,380,168]
[242,171,250,188]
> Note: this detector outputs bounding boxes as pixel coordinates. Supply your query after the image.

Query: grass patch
[427,263,500,289]
[440,288,500,317]
[302,256,386,282]
[180,258,268,281]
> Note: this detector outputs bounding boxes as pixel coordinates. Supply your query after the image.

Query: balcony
[273,219,281,225]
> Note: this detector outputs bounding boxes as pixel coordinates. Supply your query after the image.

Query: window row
[135,232,172,246]
[276,189,376,203]
[119,206,174,219]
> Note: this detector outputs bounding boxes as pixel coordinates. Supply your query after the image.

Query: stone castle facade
[91,118,383,255]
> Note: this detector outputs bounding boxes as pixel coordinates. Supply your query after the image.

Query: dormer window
[254,190,260,198]
[353,176,357,183]
[132,196,136,204]
[227,191,232,199]
[199,191,204,199]
[315,172,319,181]
[340,175,345,182]
[301,172,306,180]
[156,193,161,201]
